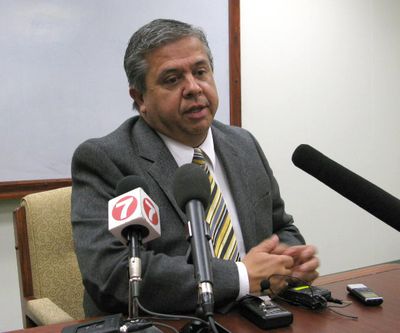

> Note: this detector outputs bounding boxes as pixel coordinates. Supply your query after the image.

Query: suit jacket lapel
[212,124,256,251]
[133,118,187,224]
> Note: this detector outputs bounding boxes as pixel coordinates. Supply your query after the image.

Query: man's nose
[183,75,202,98]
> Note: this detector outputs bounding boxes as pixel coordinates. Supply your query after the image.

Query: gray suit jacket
[71,116,305,316]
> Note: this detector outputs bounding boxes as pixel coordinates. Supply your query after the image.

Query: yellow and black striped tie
[192,148,240,261]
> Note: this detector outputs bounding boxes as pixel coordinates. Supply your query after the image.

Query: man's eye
[164,76,178,85]
[196,69,207,76]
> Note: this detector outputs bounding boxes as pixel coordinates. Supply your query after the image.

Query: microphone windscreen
[116,175,149,196]
[292,144,326,177]
[292,144,400,232]
[292,144,375,197]
[173,163,211,211]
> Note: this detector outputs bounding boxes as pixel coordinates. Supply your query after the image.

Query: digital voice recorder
[239,295,293,329]
[347,283,383,306]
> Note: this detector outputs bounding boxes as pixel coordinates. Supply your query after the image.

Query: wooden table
[7,263,400,333]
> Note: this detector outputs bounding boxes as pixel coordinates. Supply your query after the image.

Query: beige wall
[241,0,400,275]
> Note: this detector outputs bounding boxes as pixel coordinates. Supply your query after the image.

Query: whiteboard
[0,0,230,181]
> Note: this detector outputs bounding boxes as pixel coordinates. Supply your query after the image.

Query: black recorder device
[280,285,331,309]
[239,295,293,330]
[61,314,122,333]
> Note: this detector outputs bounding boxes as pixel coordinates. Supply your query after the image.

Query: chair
[13,186,85,327]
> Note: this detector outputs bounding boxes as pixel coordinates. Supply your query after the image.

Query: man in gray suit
[71,19,319,317]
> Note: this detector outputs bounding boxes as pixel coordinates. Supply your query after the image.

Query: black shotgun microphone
[292,144,400,232]
[173,163,214,317]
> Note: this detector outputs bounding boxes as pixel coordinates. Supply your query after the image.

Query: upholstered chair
[13,186,85,327]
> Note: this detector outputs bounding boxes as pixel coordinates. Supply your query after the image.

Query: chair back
[14,186,84,325]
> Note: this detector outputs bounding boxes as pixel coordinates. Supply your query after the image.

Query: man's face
[130,36,219,147]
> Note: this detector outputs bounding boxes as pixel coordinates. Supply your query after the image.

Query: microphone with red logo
[109,176,160,245]
[108,175,161,320]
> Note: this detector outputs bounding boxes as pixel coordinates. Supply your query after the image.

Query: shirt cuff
[235,261,249,300]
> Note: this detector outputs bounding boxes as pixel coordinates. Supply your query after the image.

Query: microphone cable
[135,298,232,333]
[207,315,219,333]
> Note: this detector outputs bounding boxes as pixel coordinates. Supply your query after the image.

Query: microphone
[173,163,214,317]
[292,144,400,232]
[108,175,161,319]
[108,175,161,245]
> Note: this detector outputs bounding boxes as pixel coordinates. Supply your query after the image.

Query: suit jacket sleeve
[250,132,305,245]
[212,122,305,249]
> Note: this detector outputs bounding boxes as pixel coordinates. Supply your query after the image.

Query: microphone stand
[120,230,162,333]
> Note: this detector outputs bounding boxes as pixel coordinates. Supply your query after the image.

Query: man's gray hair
[124,19,214,99]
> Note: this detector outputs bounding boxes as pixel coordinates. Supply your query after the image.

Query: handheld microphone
[108,176,161,245]
[173,163,214,317]
[108,176,161,319]
[292,144,400,232]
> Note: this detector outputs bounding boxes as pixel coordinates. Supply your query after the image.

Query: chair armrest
[26,297,74,326]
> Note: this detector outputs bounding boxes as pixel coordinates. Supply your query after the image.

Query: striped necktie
[192,148,240,261]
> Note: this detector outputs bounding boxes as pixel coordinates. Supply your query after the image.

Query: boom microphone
[292,144,400,232]
[173,163,214,317]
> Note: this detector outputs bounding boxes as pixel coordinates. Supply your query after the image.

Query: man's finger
[298,256,320,272]
[255,234,279,253]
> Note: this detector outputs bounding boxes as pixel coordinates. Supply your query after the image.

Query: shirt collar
[158,128,216,169]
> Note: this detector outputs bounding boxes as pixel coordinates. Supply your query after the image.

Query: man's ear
[129,88,146,114]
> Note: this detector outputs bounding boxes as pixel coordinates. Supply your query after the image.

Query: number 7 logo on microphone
[112,196,138,220]
[108,188,161,245]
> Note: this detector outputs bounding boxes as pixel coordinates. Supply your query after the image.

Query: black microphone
[292,144,400,232]
[108,175,161,321]
[173,163,214,317]
[115,176,149,284]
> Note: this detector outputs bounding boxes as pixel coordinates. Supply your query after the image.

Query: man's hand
[242,235,294,294]
[281,244,320,283]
